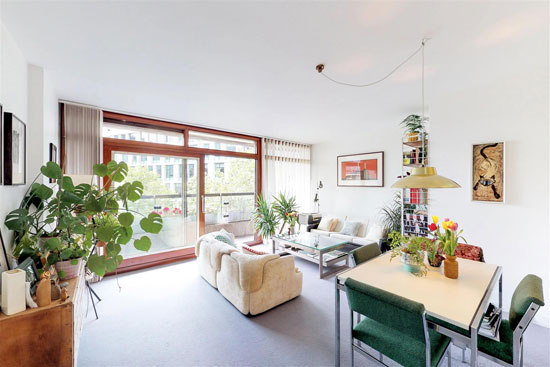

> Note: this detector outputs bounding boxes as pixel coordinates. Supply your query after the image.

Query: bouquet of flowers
[428,216,466,257]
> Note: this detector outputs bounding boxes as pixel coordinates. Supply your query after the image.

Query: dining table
[334,252,502,367]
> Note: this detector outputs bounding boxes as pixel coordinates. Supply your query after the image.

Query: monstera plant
[5,160,163,278]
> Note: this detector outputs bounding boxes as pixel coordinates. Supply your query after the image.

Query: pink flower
[444,218,449,222]
[163,207,170,212]
[451,222,458,231]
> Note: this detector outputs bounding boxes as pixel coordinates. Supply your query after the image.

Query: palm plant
[252,194,278,241]
[271,193,298,234]
[400,114,428,135]
[380,191,402,234]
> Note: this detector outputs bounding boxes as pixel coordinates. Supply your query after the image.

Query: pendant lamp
[391,40,460,189]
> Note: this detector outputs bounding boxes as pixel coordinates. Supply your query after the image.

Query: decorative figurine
[36,271,52,307]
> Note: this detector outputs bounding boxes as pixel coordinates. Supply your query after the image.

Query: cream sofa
[195,235,303,315]
[310,216,386,247]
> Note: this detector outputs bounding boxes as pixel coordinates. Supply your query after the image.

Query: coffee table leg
[319,251,324,278]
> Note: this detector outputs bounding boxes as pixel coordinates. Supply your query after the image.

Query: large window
[188,131,257,154]
[99,110,262,273]
[103,122,184,146]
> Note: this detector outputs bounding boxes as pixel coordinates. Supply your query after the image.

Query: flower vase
[444,255,458,279]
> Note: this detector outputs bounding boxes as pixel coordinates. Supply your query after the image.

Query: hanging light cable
[316,39,460,189]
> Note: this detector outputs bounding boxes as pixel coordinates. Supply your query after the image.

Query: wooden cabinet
[0,263,86,367]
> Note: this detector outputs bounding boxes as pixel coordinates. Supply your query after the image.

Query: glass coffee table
[272,232,350,278]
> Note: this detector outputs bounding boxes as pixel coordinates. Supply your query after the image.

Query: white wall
[0,23,29,259]
[0,23,58,260]
[311,70,549,327]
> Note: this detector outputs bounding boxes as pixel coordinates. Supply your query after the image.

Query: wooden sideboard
[0,263,87,367]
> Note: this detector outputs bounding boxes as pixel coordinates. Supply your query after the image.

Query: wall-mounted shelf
[401,132,429,237]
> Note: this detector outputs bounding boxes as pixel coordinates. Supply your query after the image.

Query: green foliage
[380,192,402,234]
[4,160,163,277]
[400,114,428,135]
[271,193,299,234]
[252,194,278,240]
[388,231,428,276]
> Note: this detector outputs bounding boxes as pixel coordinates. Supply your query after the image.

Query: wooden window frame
[59,108,262,274]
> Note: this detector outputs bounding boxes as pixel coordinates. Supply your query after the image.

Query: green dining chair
[350,243,381,266]
[477,274,545,367]
[345,278,452,367]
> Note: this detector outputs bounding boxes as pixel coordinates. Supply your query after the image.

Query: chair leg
[379,352,383,362]
[447,347,451,367]
[350,311,354,367]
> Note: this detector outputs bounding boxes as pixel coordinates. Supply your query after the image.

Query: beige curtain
[63,104,102,174]
[263,138,311,212]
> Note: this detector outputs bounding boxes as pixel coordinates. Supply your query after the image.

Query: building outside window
[166,165,174,178]
[156,165,162,176]
[215,162,225,174]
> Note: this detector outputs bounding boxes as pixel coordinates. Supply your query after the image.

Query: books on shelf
[479,303,502,341]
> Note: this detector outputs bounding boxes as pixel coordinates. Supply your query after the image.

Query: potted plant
[5,160,163,279]
[285,211,298,235]
[252,194,278,245]
[388,231,427,276]
[271,193,298,235]
[400,114,428,142]
[428,216,466,279]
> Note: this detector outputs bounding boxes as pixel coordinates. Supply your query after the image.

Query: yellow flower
[432,215,439,224]
[442,221,448,230]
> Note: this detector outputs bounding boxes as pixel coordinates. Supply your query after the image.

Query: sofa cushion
[351,237,378,246]
[365,223,385,242]
[214,229,236,247]
[340,221,361,236]
[317,217,335,231]
[330,233,354,243]
[311,229,331,236]
[229,252,280,292]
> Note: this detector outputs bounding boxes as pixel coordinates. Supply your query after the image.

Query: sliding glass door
[112,152,199,259]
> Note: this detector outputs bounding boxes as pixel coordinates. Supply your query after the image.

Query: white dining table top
[338,252,500,330]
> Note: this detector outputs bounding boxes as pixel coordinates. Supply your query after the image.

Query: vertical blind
[263,138,311,212]
[63,104,102,174]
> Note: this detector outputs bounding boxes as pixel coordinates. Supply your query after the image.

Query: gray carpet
[78,257,550,367]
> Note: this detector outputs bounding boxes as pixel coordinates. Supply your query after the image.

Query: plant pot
[55,258,82,280]
[444,255,458,279]
[427,254,443,268]
[407,132,420,142]
[401,252,422,274]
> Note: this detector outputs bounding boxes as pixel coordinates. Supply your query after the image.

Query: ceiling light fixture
[316,39,460,189]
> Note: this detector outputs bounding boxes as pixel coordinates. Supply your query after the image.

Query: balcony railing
[134,192,255,226]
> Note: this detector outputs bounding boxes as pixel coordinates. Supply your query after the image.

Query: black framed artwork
[49,143,58,183]
[3,112,26,185]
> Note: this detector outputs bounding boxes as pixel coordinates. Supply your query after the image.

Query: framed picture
[472,142,505,203]
[49,143,57,183]
[337,151,384,187]
[16,257,40,294]
[3,112,26,185]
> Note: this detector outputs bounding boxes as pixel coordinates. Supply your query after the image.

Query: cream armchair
[217,252,303,315]
[196,235,302,315]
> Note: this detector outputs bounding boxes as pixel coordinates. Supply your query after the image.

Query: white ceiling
[1,1,547,143]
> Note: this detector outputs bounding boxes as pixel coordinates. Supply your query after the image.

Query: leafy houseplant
[252,194,278,244]
[427,216,466,279]
[271,193,298,234]
[5,161,163,278]
[401,114,428,135]
[380,191,402,234]
[388,231,428,276]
